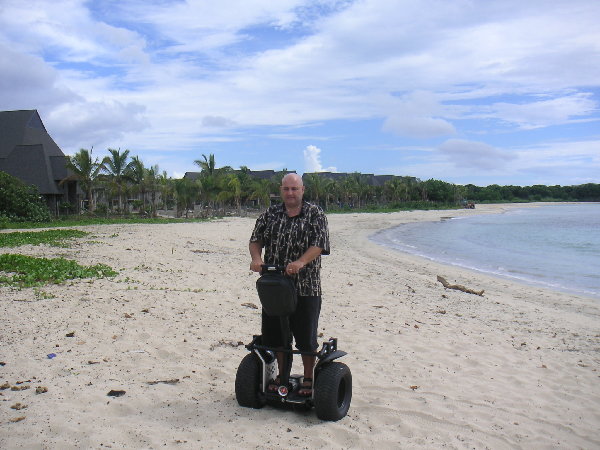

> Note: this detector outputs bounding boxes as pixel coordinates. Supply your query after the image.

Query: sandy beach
[1,204,599,449]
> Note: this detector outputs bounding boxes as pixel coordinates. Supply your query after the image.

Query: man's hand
[250,259,264,272]
[249,241,264,272]
[286,260,305,275]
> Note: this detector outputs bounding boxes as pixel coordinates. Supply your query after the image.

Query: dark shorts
[261,295,321,352]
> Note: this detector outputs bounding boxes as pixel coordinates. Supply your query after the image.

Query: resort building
[0,109,79,215]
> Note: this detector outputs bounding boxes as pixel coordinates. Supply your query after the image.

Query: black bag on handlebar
[256,270,297,317]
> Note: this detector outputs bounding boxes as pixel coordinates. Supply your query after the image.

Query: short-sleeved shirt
[250,201,330,296]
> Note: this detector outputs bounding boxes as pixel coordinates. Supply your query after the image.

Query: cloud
[303,145,337,172]
[201,115,238,128]
[46,101,148,150]
[382,91,457,139]
[489,93,598,129]
[383,116,456,139]
[0,43,79,110]
[438,139,516,170]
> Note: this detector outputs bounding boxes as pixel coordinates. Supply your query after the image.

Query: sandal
[298,378,312,397]
[267,376,280,393]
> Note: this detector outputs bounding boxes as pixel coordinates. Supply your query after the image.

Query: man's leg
[291,296,321,395]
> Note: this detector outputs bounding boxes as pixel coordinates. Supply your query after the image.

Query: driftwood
[437,276,484,296]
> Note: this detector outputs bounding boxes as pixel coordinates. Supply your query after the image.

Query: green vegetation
[0,171,51,223]
[0,229,88,247]
[464,183,600,203]
[0,254,117,287]
[0,216,208,230]
[4,148,600,227]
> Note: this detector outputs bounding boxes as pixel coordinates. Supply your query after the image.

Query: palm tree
[158,170,174,210]
[304,173,326,207]
[127,156,146,211]
[217,173,242,214]
[174,177,199,218]
[63,148,102,212]
[101,148,134,213]
[193,153,233,212]
[144,165,160,216]
[249,178,271,209]
[194,153,216,176]
[384,178,407,205]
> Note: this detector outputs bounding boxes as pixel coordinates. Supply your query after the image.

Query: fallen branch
[437,276,484,296]
[146,379,180,385]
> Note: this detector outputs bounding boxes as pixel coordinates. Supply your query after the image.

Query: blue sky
[1,0,599,186]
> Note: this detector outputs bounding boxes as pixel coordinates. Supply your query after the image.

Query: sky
[1,0,599,186]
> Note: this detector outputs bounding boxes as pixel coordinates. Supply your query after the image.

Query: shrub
[0,171,51,222]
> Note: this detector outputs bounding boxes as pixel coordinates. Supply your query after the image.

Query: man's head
[280,173,304,210]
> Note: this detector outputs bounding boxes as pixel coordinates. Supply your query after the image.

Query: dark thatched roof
[0,109,69,195]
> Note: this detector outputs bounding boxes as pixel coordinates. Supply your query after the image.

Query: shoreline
[1,206,599,448]
[366,202,600,300]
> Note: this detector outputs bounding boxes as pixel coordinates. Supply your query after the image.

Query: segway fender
[317,350,346,365]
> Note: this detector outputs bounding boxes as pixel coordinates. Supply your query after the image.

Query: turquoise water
[371,203,600,299]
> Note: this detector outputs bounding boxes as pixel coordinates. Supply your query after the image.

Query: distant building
[183,169,295,182]
[0,109,78,215]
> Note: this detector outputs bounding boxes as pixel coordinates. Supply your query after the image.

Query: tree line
[2,147,599,222]
[64,148,600,215]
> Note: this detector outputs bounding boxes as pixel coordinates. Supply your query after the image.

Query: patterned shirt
[250,201,330,296]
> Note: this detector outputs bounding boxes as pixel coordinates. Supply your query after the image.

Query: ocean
[371,203,600,299]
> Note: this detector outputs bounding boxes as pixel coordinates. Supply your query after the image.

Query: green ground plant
[1,216,208,230]
[0,229,88,247]
[0,254,117,287]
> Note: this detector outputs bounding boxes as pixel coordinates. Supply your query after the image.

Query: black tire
[235,353,266,409]
[314,362,352,421]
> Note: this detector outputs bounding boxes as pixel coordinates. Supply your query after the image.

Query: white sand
[1,204,599,449]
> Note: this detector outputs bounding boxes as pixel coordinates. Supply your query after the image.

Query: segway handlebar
[260,264,286,274]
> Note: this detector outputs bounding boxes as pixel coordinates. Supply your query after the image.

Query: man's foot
[267,376,280,393]
[298,378,312,397]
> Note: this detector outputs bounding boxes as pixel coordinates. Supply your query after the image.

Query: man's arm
[286,246,322,275]
[249,241,264,272]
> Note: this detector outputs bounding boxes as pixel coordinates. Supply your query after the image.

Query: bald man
[249,173,330,396]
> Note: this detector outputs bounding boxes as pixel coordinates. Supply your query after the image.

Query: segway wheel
[314,362,352,421]
[235,353,266,409]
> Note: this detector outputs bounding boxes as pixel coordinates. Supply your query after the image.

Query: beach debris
[11,385,30,391]
[146,379,180,385]
[0,361,5,366]
[35,386,48,394]
[88,360,101,365]
[10,416,26,423]
[209,339,244,351]
[47,353,57,359]
[241,302,258,309]
[11,403,27,410]
[410,385,419,390]
[192,249,210,254]
[124,313,134,318]
[65,331,75,337]
[1,382,10,390]
[107,390,126,397]
[436,276,484,296]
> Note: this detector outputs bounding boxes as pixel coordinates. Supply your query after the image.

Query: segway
[235,265,352,421]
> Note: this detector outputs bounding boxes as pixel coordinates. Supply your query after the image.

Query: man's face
[280,177,304,209]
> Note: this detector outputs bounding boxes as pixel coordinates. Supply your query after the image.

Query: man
[249,173,330,396]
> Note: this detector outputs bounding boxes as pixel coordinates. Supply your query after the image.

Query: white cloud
[303,145,337,172]
[438,139,516,170]
[1,0,599,183]
[489,93,598,129]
